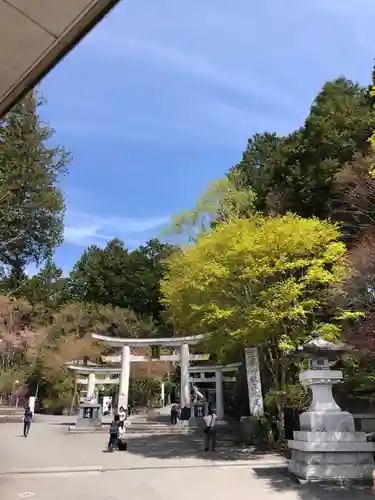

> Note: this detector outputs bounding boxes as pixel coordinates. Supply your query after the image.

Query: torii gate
[67,361,241,421]
[91,333,206,411]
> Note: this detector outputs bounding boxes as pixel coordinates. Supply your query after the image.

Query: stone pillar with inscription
[180,343,190,409]
[244,347,264,416]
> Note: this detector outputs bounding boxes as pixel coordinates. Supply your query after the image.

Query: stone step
[0,415,23,423]
[68,425,192,435]
[0,407,24,415]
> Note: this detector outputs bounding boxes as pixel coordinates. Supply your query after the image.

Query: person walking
[127,403,133,417]
[118,406,126,429]
[107,414,120,452]
[170,403,178,425]
[203,407,217,451]
[23,406,33,438]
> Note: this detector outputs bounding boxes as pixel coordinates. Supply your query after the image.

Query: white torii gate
[67,350,208,404]
[68,361,241,420]
[91,333,206,411]
[188,363,241,420]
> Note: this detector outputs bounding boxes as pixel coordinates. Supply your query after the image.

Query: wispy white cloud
[63,210,169,248]
[44,0,375,149]
[39,0,375,273]
[82,35,302,114]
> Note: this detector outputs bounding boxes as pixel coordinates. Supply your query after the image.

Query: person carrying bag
[202,407,217,451]
[118,424,127,451]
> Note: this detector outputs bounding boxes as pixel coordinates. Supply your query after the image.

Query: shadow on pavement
[125,431,278,462]
[253,467,373,500]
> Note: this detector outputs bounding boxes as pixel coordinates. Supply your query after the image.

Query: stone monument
[288,333,375,481]
[75,402,102,430]
[244,347,264,416]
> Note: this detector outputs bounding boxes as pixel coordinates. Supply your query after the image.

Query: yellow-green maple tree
[161,214,356,364]
[161,214,358,432]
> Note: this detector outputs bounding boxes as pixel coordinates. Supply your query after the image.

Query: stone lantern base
[288,426,375,480]
[75,403,102,428]
[288,370,375,481]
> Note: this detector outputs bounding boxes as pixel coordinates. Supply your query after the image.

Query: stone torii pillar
[86,372,96,401]
[118,346,130,411]
[91,333,207,416]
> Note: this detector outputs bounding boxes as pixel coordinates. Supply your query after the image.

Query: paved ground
[0,418,373,500]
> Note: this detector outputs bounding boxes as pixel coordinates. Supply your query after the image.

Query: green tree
[167,177,255,241]
[0,90,70,270]
[161,214,356,434]
[0,262,28,296]
[26,302,152,405]
[68,239,130,307]
[129,238,177,321]
[230,77,375,233]
[47,302,151,340]
[332,154,375,240]
[21,259,69,313]
[131,377,162,407]
[69,238,175,323]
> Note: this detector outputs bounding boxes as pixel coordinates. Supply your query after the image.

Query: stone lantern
[288,333,375,481]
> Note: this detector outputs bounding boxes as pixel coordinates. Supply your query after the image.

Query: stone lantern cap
[288,333,352,361]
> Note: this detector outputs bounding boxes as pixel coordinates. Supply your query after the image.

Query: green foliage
[6,66,375,417]
[21,259,69,313]
[0,90,70,269]
[167,177,256,241]
[131,377,161,407]
[0,265,28,296]
[264,384,310,412]
[68,238,176,322]
[161,212,356,434]
[229,78,375,241]
[244,414,273,446]
[161,214,350,352]
[47,302,151,340]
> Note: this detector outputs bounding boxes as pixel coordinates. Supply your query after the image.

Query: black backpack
[110,421,118,434]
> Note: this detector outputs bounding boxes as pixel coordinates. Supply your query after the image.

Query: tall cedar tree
[68,238,176,323]
[0,90,70,273]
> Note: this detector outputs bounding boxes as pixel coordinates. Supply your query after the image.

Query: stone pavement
[0,419,373,500]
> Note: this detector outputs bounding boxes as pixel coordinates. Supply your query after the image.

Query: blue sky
[37,0,375,273]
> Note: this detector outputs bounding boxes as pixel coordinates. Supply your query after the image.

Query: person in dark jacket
[170,403,178,425]
[23,406,33,438]
[107,414,120,452]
